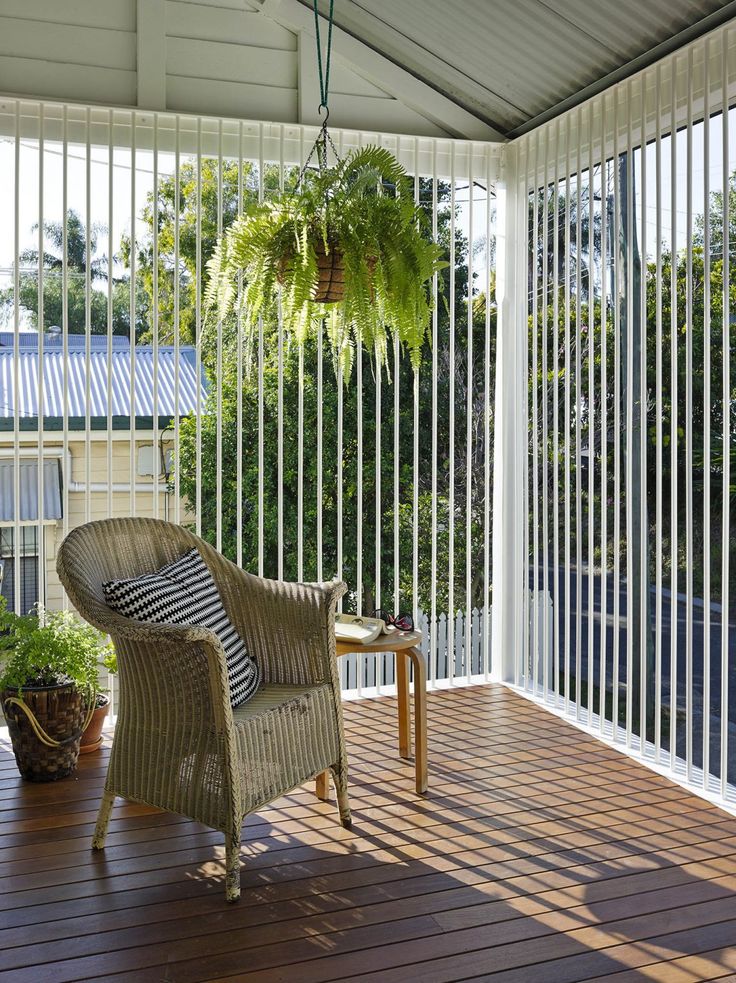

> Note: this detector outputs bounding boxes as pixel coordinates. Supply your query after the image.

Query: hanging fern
[205,145,447,376]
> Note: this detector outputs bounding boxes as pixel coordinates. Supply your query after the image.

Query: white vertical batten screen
[515,22,736,809]
[0,97,500,694]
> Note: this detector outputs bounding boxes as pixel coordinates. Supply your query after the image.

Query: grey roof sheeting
[0,346,206,425]
[306,0,736,136]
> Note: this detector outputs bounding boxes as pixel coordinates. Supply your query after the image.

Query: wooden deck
[2,684,736,983]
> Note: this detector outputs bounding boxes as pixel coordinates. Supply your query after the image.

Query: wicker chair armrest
[107,613,236,754]
[57,576,233,724]
[105,617,239,815]
[218,567,346,686]
[106,609,231,698]
[97,607,220,647]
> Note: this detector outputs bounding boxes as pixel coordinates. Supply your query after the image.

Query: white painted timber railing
[339,607,493,697]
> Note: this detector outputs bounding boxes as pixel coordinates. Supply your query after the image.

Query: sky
[0,139,160,328]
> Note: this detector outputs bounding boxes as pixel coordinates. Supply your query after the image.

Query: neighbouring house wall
[2,434,192,611]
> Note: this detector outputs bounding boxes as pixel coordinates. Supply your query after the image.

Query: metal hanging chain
[297,126,341,187]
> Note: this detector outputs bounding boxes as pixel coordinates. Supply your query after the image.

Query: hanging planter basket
[277,238,346,303]
[204,0,447,375]
[206,145,446,375]
[2,682,93,782]
[313,241,345,302]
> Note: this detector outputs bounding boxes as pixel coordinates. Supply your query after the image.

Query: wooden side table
[317,630,428,796]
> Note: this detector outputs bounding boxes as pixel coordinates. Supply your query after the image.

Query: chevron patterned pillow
[103,548,260,708]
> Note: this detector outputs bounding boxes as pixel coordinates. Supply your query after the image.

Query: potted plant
[79,649,117,754]
[205,144,446,375]
[0,600,111,781]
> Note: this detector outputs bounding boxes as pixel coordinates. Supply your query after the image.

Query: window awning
[0,459,63,522]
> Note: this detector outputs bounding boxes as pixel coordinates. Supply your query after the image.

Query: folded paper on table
[334,614,398,645]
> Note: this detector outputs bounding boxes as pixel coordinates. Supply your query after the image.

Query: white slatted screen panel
[0,98,499,696]
[515,23,736,808]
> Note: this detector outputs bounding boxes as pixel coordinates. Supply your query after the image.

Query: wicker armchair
[56,517,350,902]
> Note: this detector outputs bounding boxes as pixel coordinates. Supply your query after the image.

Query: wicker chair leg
[225,832,242,902]
[92,790,115,849]
[331,765,351,829]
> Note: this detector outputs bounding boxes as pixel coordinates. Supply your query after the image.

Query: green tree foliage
[120,158,278,345]
[0,211,130,335]
[132,159,494,614]
[528,169,736,600]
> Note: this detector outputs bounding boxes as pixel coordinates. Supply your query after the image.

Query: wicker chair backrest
[57,518,221,629]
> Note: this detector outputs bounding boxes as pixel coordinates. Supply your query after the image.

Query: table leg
[406,646,428,794]
[396,650,411,759]
[315,771,330,801]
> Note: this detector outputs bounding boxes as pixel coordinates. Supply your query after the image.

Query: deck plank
[1,684,736,982]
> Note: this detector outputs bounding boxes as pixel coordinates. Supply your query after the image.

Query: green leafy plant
[94,649,118,708]
[205,145,446,375]
[0,599,111,699]
[102,649,117,676]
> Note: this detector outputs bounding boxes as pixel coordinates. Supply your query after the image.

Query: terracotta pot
[79,695,110,754]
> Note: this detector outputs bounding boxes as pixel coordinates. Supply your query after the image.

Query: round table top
[335,629,422,655]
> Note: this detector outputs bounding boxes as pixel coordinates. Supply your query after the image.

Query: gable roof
[0,0,732,141]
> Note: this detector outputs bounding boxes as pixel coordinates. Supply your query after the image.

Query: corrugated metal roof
[0,332,131,351]
[0,346,206,424]
[308,0,735,135]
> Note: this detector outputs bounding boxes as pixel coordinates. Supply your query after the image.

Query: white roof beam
[137,0,167,110]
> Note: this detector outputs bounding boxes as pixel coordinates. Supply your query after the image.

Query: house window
[0,527,42,615]
[0,460,63,522]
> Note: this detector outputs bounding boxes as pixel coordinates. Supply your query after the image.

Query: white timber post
[492,142,525,683]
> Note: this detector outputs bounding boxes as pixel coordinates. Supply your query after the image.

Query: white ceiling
[2,0,735,142]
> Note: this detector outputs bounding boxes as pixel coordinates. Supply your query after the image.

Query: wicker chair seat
[233,682,340,814]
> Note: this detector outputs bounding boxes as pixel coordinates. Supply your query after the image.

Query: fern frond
[204,144,445,378]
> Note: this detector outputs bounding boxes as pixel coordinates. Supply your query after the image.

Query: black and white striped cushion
[103,548,260,708]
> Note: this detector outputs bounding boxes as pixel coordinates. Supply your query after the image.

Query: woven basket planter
[312,242,345,302]
[1,682,89,782]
